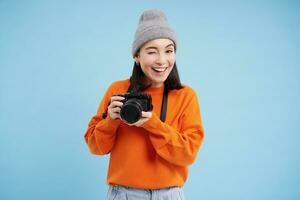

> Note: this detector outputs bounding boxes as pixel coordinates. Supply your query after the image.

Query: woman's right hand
[107,96,125,120]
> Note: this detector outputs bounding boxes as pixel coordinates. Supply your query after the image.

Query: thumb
[141,111,152,118]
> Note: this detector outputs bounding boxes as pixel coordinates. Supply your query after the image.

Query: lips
[152,67,167,73]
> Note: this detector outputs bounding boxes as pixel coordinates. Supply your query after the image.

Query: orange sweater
[84,79,204,189]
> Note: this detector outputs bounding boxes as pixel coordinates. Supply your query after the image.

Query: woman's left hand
[124,111,152,127]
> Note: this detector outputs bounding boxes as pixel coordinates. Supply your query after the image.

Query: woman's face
[135,38,176,87]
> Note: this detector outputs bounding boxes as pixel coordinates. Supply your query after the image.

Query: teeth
[153,68,167,72]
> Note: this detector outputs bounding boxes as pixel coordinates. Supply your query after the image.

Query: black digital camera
[119,92,153,124]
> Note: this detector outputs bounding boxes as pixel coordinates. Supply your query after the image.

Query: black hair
[128,62,183,92]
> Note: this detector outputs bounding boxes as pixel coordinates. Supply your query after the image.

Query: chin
[152,78,167,85]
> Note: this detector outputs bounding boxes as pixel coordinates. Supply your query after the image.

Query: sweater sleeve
[84,84,121,155]
[141,91,204,167]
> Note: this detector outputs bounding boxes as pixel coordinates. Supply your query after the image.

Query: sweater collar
[144,84,164,94]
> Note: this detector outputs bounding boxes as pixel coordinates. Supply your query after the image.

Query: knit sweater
[84,79,204,189]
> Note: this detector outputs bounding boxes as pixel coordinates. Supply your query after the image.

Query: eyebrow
[145,43,174,50]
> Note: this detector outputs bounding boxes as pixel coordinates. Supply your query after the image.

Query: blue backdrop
[1,1,299,199]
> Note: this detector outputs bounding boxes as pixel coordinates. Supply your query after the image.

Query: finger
[110,101,123,108]
[141,111,152,118]
[108,112,121,120]
[111,96,125,102]
[111,107,121,113]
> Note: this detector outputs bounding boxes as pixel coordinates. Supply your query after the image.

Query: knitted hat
[132,9,177,57]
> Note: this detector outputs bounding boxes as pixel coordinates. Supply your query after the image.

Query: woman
[84,9,204,200]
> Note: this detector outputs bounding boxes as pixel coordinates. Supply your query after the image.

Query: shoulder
[171,83,198,98]
[105,79,130,93]
[168,84,201,111]
[109,79,130,88]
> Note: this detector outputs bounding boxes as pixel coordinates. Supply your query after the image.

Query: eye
[147,52,156,55]
[166,50,174,54]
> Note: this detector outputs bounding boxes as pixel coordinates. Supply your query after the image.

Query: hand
[124,111,152,127]
[107,95,124,120]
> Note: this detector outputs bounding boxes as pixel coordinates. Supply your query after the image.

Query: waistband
[111,184,182,194]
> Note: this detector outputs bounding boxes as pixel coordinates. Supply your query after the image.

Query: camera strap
[160,87,168,122]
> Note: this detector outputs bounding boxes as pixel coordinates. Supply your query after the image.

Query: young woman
[84,9,204,200]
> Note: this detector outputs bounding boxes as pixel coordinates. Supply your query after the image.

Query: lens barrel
[120,99,142,124]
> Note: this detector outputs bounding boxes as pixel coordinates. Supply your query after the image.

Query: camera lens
[120,99,142,124]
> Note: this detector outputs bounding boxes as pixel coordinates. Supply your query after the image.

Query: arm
[84,85,121,155]
[141,92,204,167]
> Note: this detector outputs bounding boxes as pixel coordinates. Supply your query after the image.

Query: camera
[118,92,153,124]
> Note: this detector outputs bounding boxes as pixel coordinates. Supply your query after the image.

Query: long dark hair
[128,62,183,92]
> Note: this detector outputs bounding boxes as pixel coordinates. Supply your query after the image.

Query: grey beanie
[132,9,177,57]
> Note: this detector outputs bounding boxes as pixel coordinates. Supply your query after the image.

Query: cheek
[140,64,151,76]
[141,57,155,66]
[140,58,155,72]
[167,55,176,65]
[170,55,176,63]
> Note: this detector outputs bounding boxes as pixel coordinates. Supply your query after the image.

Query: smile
[152,67,167,73]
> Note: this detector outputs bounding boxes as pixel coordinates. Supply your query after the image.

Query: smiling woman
[135,39,176,88]
[84,9,205,200]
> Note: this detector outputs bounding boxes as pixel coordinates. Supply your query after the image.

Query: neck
[151,83,164,88]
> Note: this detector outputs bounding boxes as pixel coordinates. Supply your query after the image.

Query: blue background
[1,1,299,199]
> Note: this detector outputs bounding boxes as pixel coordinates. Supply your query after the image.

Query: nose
[155,53,167,66]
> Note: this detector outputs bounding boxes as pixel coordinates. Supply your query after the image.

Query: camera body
[119,92,153,124]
